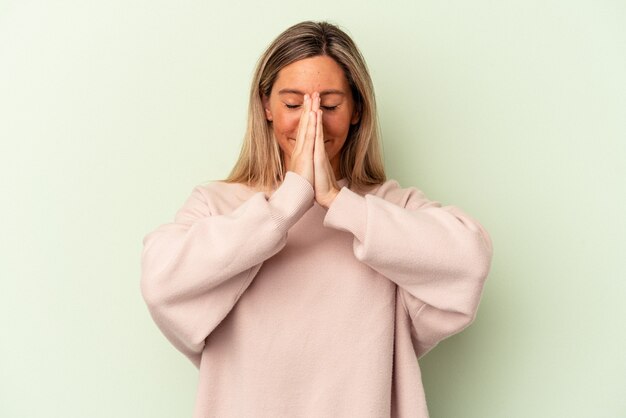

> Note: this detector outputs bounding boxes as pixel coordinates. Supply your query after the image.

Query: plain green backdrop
[1,0,624,417]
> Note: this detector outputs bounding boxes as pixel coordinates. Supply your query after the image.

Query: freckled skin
[262,55,360,178]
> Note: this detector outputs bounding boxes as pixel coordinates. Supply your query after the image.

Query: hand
[311,94,340,208]
[286,94,315,186]
[287,92,340,208]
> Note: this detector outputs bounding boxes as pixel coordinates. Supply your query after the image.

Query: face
[262,55,360,177]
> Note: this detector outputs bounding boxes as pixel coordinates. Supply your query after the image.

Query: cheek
[271,110,301,155]
[273,111,301,137]
[323,112,352,138]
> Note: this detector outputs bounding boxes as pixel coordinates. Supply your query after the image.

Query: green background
[1,0,624,417]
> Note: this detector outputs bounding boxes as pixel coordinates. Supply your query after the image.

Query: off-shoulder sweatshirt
[140,171,493,418]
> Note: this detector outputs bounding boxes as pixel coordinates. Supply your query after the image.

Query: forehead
[272,55,350,95]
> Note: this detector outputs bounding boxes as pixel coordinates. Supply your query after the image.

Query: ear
[350,105,360,125]
[261,93,273,122]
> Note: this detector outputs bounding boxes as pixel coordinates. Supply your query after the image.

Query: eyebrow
[278,89,345,96]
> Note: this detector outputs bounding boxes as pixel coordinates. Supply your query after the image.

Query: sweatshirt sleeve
[323,184,493,359]
[140,172,314,368]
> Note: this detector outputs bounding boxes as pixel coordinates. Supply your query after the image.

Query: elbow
[445,238,492,324]
[468,244,493,287]
[412,305,477,354]
[140,272,163,315]
[471,219,494,278]
[456,249,491,322]
[140,258,170,313]
[451,245,491,330]
[140,273,156,306]
[458,306,479,331]
[139,237,177,311]
[461,224,494,288]
[448,205,494,282]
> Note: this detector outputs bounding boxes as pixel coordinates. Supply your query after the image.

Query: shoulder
[357,179,440,210]
[190,180,258,215]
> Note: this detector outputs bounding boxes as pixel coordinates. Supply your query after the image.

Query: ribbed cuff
[268,171,315,231]
[323,186,367,243]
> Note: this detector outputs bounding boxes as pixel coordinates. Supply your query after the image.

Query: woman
[141,21,493,418]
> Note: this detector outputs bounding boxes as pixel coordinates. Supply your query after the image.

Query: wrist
[321,188,340,209]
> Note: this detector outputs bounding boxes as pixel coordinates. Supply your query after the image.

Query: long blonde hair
[224,21,386,193]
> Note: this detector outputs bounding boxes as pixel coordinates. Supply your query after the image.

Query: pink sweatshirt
[140,171,493,418]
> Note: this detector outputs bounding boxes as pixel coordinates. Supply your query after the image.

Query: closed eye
[284,104,339,111]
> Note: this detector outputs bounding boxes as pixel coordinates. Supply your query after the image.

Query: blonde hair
[224,20,386,193]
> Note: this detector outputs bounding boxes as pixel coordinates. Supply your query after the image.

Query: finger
[314,109,324,161]
[293,94,310,154]
[314,109,336,183]
[311,91,320,112]
[304,109,316,155]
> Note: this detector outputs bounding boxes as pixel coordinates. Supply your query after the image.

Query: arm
[323,185,493,358]
[140,172,314,367]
